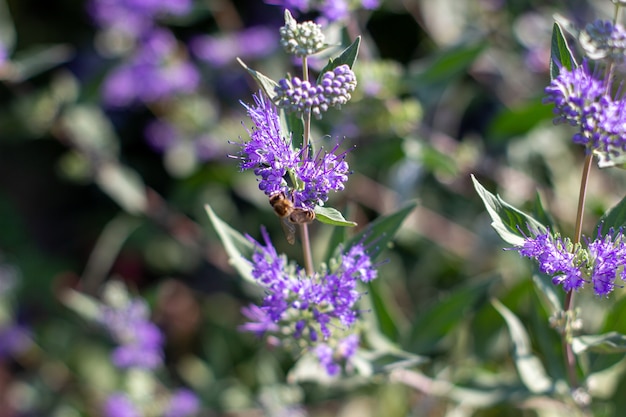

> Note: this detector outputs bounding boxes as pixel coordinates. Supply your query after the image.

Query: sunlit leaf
[315,206,357,227]
[472,174,547,246]
[205,204,255,283]
[237,58,279,101]
[492,299,553,393]
[318,36,361,81]
[550,22,577,80]
[572,332,626,354]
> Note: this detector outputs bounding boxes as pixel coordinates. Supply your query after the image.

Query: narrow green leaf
[237,58,279,100]
[339,200,417,261]
[205,204,255,283]
[314,206,357,227]
[410,42,486,87]
[317,36,361,81]
[532,191,554,230]
[0,0,15,52]
[283,8,297,27]
[572,332,626,354]
[550,22,577,80]
[11,44,74,82]
[472,174,547,246]
[282,110,304,150]
[596,194,626,236]
[407,280,492,353]
[492,299,553,393]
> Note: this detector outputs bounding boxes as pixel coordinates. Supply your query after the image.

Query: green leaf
[317,36,361,80]
[487,99,555,141]
[532,191,554,230]
[532,273,563,315]
[550,22,577,80]
[472,174,547,246]
[314,206,357,227]
[237,58,279,100]
[492,299,553,393]
[595,194,626,236]
[339,200,418,261]
[205,204,255,283]
[407,280,493,353]
[282,110,304,150]
[572,332,626,354]
[410,41,486,88]
[0,0,15,52]
[10,44,74,82]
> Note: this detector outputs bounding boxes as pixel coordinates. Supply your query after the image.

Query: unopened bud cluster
[274,65,357,118]
[280,19,325,57]
[579,20,626,62]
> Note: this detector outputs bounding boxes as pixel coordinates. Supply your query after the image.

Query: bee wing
[280,217,297,245]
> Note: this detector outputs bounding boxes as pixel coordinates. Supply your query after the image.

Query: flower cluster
[544,64,626,164]
[240,228,377,374]
[579,20,626,62]
[280,15,325,57]
[274,65,358,119]
[103,29,199,107]
[97,284,163,369]
[513,227,626,297]
[235,92,350,208]
[88,0,191,38]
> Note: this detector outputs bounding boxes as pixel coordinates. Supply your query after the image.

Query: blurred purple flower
[99,298,164,369]
[0,324,30,358]
[191,26,278,67]
[164,389,200,417]
[103,393,140,417]
[88,0,192,37]
[145,119,179,152]
[103,29,200,107]
[320,0,349,22]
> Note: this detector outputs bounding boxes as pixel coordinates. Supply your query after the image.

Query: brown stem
[300,55,314,276]
[562,152,593,391]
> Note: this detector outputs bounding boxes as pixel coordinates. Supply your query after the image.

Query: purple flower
[164,389,200,417]
[293,144,351,209]
[88,0,192,37]
[234,92,299,196]
[314,335,359,376]
[513,230,585,292]
[99,298,164,369]
[579,20,626,62]
[240,228,377,374]
[544,64,626,163]
[103,29,199,107]
[103,393,140,417]
[513,227,626,296]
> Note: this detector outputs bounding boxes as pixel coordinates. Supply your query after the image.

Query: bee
[269,191,315,244]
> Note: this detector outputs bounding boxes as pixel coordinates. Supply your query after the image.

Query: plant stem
[300,55,314,276]
[562,152,593,392]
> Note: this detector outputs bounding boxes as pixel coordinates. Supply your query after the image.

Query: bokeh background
[3,0,626,416]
